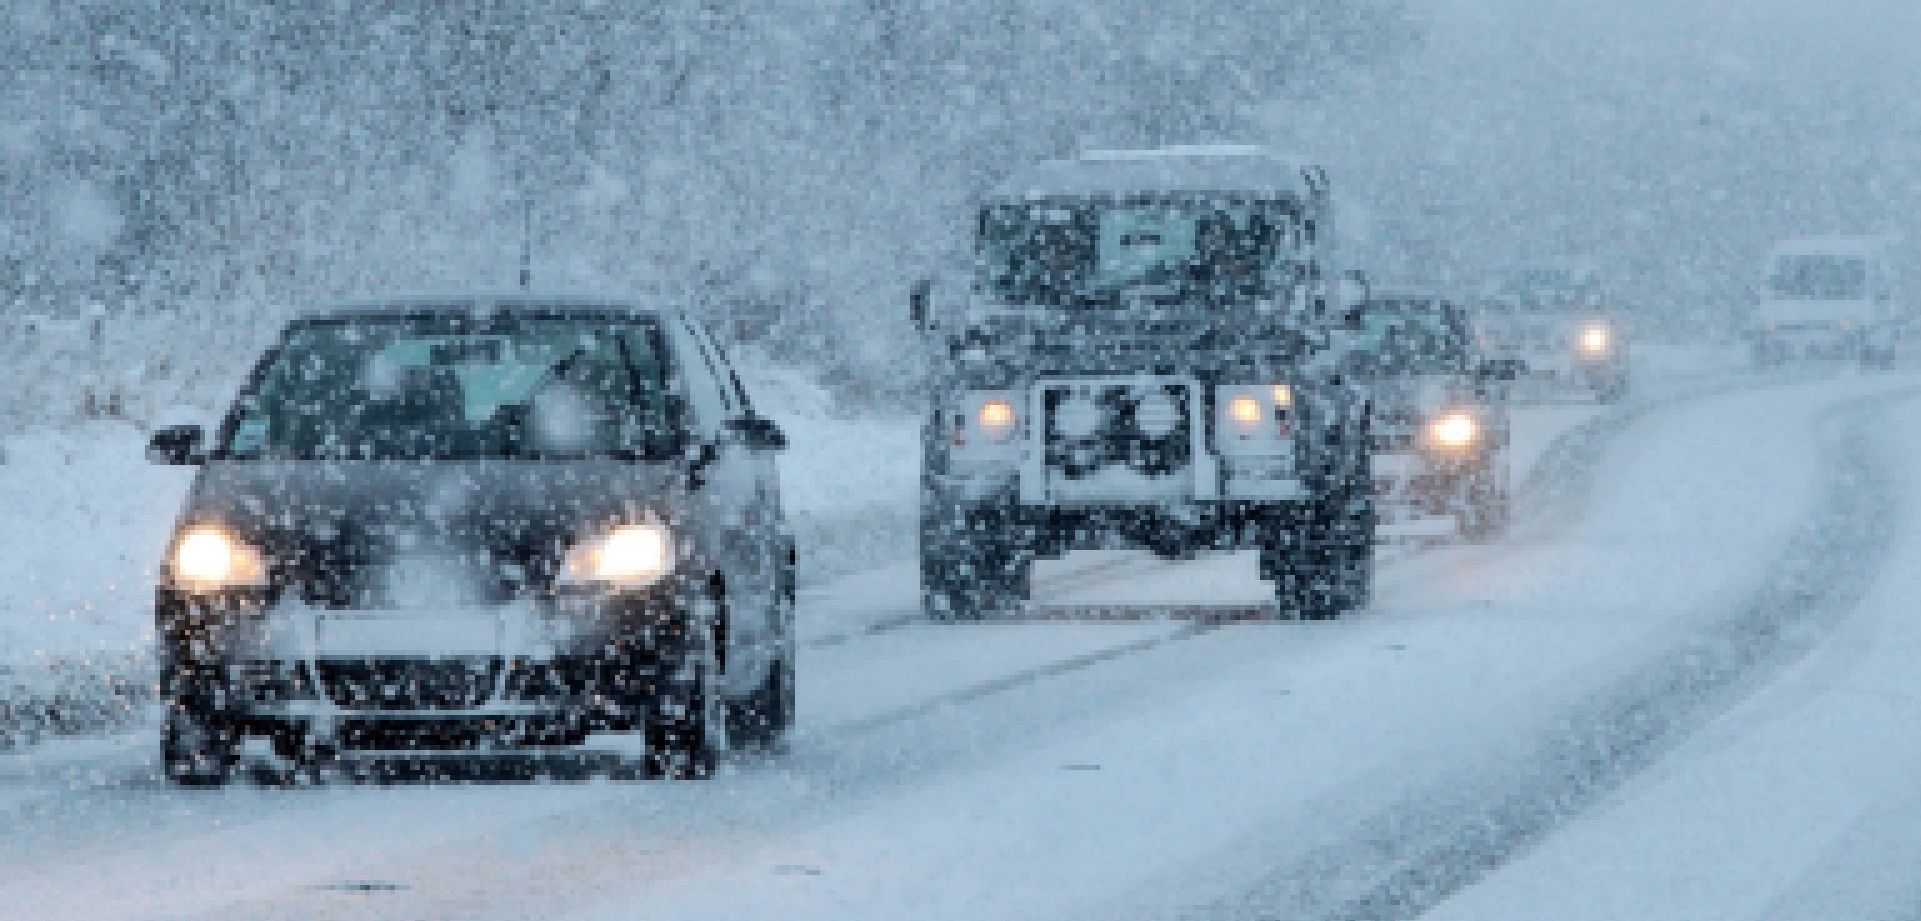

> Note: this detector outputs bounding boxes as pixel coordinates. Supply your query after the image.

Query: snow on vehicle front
[917,146,1374,621]
[1353,293,1513,542]
[148,298,795,784]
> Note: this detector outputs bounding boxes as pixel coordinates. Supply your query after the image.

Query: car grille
[1042,382,1193,480]
[316,657,501,711]
[1369,405,1426,451]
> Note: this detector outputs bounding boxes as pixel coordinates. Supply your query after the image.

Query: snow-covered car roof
[298,292,668,321]
[986,145,1323,202]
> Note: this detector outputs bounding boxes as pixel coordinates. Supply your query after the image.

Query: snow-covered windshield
[218,315,676,461]
[1769,255,1870,301]
[978,198,1307,306]
[1354,303,1469,373]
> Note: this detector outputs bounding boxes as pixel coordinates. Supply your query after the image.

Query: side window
[666,320,730,437]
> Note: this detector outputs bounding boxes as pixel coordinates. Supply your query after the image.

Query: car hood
[179,460,688,606]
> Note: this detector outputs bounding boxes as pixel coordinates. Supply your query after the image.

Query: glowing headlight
[1217,383,1294,445]
[170,526,267,590]
[1226,395,1265,427]
[1426,412,1480,450]
[1578,324,1612,356]
[976,398,1018,442]
[562,524,675,588]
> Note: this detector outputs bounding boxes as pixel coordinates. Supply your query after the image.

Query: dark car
[146,296,794,783]
[1351,292,1520,542]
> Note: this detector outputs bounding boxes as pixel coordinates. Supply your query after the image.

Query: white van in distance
[1751,236,1905,367]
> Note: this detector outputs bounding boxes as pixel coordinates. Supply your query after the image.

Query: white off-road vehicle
[913,146,1375,620]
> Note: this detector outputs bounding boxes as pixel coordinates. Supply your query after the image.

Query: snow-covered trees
[0,0,1411,420]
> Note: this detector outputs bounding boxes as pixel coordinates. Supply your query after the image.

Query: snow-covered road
[2,370,1917,921]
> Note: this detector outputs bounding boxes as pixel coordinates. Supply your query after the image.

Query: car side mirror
[909,278,934,332]
[1477,358,1527,381]
[147,424,205,465]
[724,415,788,452]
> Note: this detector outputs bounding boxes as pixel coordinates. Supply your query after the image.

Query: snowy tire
[921,502,1031,620]
[162,706,237,788]
[1268,457,1375,620]
[647,606,730,780]
[1460,469,1511,543]
[729,633,795,748]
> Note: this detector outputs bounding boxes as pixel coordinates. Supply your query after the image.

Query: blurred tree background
[0,0,1412,423]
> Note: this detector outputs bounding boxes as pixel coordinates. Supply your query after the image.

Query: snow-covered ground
[1422,391,1921,920]
[6,351,1908,921]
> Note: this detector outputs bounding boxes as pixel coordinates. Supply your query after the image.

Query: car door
[663,318,771,695]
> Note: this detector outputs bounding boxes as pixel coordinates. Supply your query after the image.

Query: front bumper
[158,585,691,752]
[1372,450,1485,536]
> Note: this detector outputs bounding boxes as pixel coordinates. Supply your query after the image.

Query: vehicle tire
[728,607,795,749]
[1267,454,1375,620]
[921,502,1031,620]
[161,705,237,787]
[646,604,729,779]
[1266,524,1367,621]
[1592,376,1627,404]
[1460,469,1511,543]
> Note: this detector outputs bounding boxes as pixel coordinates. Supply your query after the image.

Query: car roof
[296,292,674,323]
[986,145,1323,202]
[1370,288,1454,306]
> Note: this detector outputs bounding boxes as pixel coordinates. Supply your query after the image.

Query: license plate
[316,613,501,657]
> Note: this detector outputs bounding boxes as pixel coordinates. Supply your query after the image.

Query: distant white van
[1752,236,1904,366]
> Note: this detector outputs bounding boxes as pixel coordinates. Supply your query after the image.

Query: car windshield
[218,314,677,461]
[978,198,1307,306]
[1770,255,1870,300]
[1354,303,1468,372]
[1490,269,1595,311]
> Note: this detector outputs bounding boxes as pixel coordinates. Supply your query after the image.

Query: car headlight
[1426,411,1480,451]
[561,524,675,588]
[1216,383,1295,447]
[1226,394,1264,426]
[977,398,1018,442]
[169,526,268,591]
[1578,324,1612,356]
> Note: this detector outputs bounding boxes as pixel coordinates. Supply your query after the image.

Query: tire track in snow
[1186,385,1916,921]
[127,384,1715,921]
[812,388,1671,739]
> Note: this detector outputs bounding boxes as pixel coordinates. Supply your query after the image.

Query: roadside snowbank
[741,364,920,585]
[0,423,189,743]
